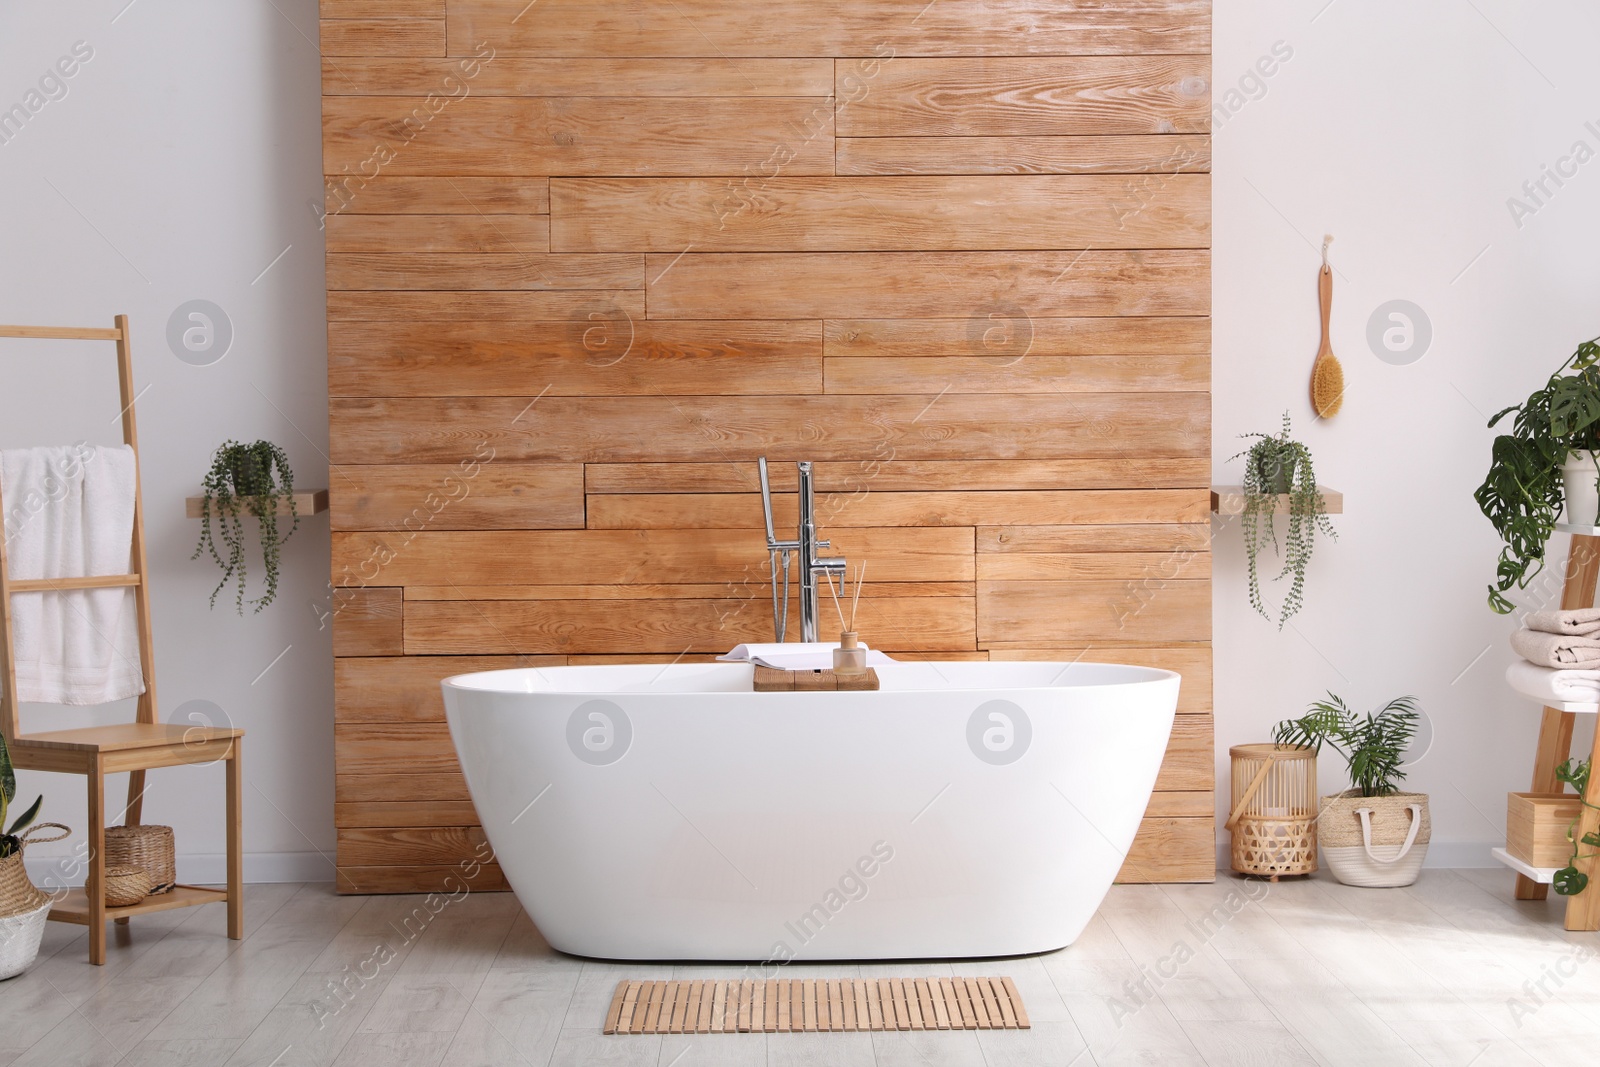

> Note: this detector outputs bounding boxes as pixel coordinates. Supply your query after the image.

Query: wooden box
[1507,792,1583,868]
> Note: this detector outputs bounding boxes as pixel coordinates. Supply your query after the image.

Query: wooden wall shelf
[1210,485,1343,516]
[185,490,328,519]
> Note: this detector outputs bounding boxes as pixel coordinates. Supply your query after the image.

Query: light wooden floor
[2,868,1597,1066]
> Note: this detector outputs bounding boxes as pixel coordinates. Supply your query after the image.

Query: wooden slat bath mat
[603,977,1029,1034]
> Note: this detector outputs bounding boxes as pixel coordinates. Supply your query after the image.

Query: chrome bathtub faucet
[758,458,847,643]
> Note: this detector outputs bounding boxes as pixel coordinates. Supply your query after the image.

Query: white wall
[1213,0,1600,865]
[0,0,332,883]
[3,0,1592,886]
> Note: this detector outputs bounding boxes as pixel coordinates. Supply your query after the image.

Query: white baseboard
[1214,841,1500,872]
[26,851,336,888]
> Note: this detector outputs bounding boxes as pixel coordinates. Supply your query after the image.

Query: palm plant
[1273,693,1420,798]
[0,734,44,859]
[1232,412,1336,629]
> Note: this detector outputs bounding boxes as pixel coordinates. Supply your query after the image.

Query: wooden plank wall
[321,0,1213,894]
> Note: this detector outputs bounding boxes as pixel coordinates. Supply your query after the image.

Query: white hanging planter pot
[1318,790,1430,888]
[1563,450,1600,527]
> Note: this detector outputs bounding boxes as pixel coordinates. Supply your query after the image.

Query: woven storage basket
[0,823,68,918]
[1318,790,1430,888]
[1227,744,1318,879]
[105,825,175,894]
[103,865,153,908]
[0,823,71,981]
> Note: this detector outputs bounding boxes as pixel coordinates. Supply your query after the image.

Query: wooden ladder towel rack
[0,317,243,965]
[1511,531,1600,930]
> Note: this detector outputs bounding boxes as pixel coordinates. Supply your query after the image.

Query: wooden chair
[0,317,243,965]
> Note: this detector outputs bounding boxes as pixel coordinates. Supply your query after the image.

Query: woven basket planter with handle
[1318,790,1430,887]
[105,825,176,895]
[0,822,71,981]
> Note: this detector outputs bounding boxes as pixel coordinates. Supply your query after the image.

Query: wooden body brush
[1310,235,1344,418]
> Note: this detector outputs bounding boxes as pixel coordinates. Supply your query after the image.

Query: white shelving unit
[1493,846,1559,885]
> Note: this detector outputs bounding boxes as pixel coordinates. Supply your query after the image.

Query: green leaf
[1583,830,1600,849]
[1555,866,1590,895]
[5,795,41,837]
[0,733,13,807]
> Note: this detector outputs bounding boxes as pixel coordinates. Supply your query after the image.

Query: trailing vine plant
[1231,412,1336,628]
[1475,337,1600,614]
[1553,758,1600,897]
[192,440,298,613]
[1273,693,1419,798]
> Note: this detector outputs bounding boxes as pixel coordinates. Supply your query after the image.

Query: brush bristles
[1311,357,1344,418]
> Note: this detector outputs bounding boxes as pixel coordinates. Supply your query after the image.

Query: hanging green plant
[1552,758,1600,897]
[1231,412,1336,629]
[191,440,298,614]
[1475,337,1600,614]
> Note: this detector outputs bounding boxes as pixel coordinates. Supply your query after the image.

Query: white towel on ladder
[1,444,146,705]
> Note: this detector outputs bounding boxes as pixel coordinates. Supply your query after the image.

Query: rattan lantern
[1226,743,1317,879]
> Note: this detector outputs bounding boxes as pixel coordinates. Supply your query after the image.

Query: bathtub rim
[440,659,1181,698]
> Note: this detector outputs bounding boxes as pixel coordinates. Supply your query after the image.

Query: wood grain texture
[824,354,1209,394]
[1118,817,1214,883]
[587,489,1209,529]
[331,463,585,530]
[837,135,1210,175]
[325,252,642,290]
[339,863,509,894]
[322,96,836,177]
[977,579,1210,646]
[330,393,1208,464]
[327,290,644,321]
[320,18,444,56]
[404,596,977,654]
[324,1,1211,889]
[328,320,822,397]
[824,317,1211,356]
[444,0,1210,57]
[322,0,443,16]
[333,527,977,585]
[324,176,549,214]
[336,655,563,722]
[838,57,1211,137]
[323,57,834,96]
[550,176,1209,252]
[646,252,1209,319]
[331,588,404,656]
[586,459,1209,494]
[337,825,489,867]
[325,213,550,253]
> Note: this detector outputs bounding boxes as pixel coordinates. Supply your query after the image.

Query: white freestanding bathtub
[442,661,1178,961]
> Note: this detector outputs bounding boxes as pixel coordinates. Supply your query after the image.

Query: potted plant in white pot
[0,734,69,980]
[1274,693,1428,887]
[1476,336,1600,613]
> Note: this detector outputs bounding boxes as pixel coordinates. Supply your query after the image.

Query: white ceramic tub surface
[443,661,1179,961]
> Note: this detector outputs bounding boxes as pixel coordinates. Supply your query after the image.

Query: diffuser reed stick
[849,561,866,631]
[827,570,849,632]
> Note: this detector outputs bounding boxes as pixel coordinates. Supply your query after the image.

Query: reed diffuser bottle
[830,563,869,676]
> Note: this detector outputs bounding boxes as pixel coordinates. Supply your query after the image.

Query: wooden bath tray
[753,666,879,691]
[604,977,1029,1034]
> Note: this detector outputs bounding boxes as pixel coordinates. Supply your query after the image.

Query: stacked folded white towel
[1506,608,1600,704]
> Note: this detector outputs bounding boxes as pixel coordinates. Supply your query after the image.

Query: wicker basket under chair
[0,822,71,980]
[105,824,175,894]
[1226,744,1318,879]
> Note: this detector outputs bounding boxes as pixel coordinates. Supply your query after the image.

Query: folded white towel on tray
[1,444,145,705]
[719,642,895,672]
[1524,607,1600,636]
[1506,659,1600,705]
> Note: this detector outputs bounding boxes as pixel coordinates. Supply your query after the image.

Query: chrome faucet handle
[758,456,780,549]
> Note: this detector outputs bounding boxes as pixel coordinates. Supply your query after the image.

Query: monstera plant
[1476,337,1600,613]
